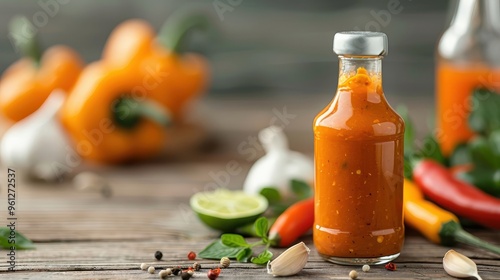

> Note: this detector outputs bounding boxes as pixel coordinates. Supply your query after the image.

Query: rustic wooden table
[0,160,499,280]
[0,97,499,279]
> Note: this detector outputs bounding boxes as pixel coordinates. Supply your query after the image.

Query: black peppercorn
[171,266,182,276]
[155,250,163,261]
[180,271,192,280]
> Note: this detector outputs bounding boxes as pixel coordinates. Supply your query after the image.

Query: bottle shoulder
[314,95,404,140]
[438,23,500,65]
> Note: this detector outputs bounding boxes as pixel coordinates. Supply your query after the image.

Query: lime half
[190,189,268,232]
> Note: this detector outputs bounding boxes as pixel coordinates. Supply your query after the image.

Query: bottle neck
[338,56,382,86]
[439,0,500,65]
[451,0,500,32]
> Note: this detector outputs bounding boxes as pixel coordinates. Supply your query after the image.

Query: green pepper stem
[453,228,500,255]
[157,9,210,53]
[441,220,500,255]
[9,16,43,66]
[113,98,170,129]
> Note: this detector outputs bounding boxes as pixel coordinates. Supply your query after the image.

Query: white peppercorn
[140,263,148,270]
[159,269,171,279]
[362,264,370,272]
[148,266,155,274]
[349,270,358,279]
[220,256,230,268]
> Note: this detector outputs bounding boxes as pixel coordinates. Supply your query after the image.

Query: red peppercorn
[207,268,221,280]
[187,251,196,260]
[385,262,397,271]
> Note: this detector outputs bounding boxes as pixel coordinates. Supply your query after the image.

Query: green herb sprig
[399,88,500,197]
[199,217,273,264]
[259,179,312,216]
[0,227,35,249]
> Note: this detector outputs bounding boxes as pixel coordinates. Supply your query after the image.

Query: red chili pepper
[269,198,314,247]
[413,160,500,229]
[385,262,397,271]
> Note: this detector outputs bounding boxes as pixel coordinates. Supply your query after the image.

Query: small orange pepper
[61,12,209,163]
[404,178,458,244]
[0,17,83,122]
[404,178,500,254]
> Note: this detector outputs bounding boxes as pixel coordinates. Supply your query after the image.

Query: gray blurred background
[0,0,450,94]
[0,0,451,153]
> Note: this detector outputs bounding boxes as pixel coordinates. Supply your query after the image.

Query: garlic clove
[267,241,310,277]
[443,250,483,280]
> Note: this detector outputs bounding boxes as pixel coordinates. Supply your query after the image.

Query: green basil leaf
[236,217,277,237]
[456,167,500,198]
[487,131,500,168]
[290,179,312,200]
[198,240,244,259]
[449,143,471,167]
[253,217,269,240]
[221,234,248,248]
[236,247,253,262]
[251,249,273,265]
[397,105,415,157]
[469,88,500,136]
[403,156,414,180]
[259,187,282,204]
[0,227,35,250]
[469,136,500,169]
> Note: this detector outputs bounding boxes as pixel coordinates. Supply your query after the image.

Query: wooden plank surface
[0,158,499,279]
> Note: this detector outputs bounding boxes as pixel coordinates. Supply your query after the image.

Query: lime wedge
[190,189,268,232]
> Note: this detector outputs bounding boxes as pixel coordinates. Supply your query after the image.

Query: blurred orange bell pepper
[61,12,209,163]
[0,17,83,122]
[102,14,209,120]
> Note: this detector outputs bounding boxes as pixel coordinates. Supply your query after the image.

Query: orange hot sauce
[436,63,500,156]
[313,31,404,265]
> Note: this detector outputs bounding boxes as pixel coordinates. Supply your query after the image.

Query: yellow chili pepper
[61,11,209,163]
[404,178,500,254]
[0,17,83,122]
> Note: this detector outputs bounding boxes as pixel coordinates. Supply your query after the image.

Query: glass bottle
[436,0,500,156]
[313,32,405,265]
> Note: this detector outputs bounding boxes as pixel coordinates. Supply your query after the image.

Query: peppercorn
[140,263,148,270]
[155,250,163,261]
[171,266,182,275]
[362,264,370,272]
[148,266,155,274]
[159,269,171,279]
[180,271,192,280]
[349,270,358,279]
[207,267,221,280]
[193,262,201,271]
[385,262,397,271]
[220,256,230,268]
[187,251,196,260]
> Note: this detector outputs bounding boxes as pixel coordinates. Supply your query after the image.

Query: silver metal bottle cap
[333,31,388,56]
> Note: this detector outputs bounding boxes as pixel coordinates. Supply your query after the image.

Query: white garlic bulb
[0,90,73,181]
[243,126,313,198]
